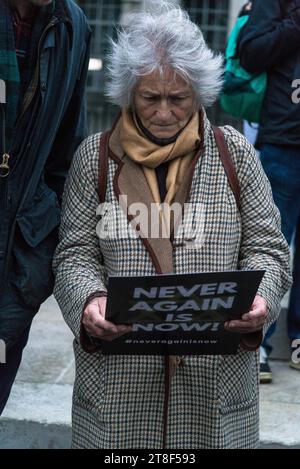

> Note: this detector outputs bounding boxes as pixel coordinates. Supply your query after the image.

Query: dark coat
[239,0,300,147]
[0,0,91,347]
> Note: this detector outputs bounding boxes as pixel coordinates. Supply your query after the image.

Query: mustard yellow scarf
[121,108,200,205]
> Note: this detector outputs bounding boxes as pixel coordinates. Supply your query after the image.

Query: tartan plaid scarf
[0,0,20,152]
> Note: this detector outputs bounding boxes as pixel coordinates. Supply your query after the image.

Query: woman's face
[134,68,196,139]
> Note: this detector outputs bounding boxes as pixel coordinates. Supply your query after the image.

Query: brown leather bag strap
[212,126,241,210]
[97,112,123,202]
[98,130,110,203]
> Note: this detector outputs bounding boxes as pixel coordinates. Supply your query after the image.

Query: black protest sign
[102,270,265,355]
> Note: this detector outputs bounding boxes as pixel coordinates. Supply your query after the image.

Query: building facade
[77,0,245,132]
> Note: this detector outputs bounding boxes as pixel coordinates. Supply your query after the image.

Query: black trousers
[0,287,38,416]
[0,324,31,415]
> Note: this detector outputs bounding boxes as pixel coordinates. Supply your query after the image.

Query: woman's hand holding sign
[83,297,131,341]
[224,295,267,333]
[83,291,268,339]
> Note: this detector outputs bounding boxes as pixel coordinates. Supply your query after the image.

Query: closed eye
[170,96,186,101]
[142,95,159,101]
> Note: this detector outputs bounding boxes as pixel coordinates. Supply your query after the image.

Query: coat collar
[50,0,73,49]
[108,110,207,274]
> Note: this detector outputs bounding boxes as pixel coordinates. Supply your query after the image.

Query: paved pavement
[0,296,300,449]
[0,297,74,449]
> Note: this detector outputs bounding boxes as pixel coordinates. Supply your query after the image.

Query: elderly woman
[53,1,291,449]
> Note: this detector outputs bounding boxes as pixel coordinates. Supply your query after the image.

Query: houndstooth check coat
[53,112,291,449]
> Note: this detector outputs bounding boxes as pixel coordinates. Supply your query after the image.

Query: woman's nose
[156,103,172,121]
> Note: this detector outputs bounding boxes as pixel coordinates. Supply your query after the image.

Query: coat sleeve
[44,28,92,206]
[52,134,108,345]
[224,128,292,337]
[238,0,300,73]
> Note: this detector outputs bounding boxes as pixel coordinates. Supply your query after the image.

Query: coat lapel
[108,112,206,274]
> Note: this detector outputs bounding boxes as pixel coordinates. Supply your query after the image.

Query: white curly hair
[105,0,224,109]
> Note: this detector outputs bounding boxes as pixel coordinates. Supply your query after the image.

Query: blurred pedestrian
[239,0,300,382]
[0,0,91,414]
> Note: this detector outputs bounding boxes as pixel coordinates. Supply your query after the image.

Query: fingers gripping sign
[224,295,268,334]
[83,296,131,341]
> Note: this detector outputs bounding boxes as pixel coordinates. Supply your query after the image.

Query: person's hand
[224,295,267,334]
[82,297,131,341]
[244,2,252,12]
